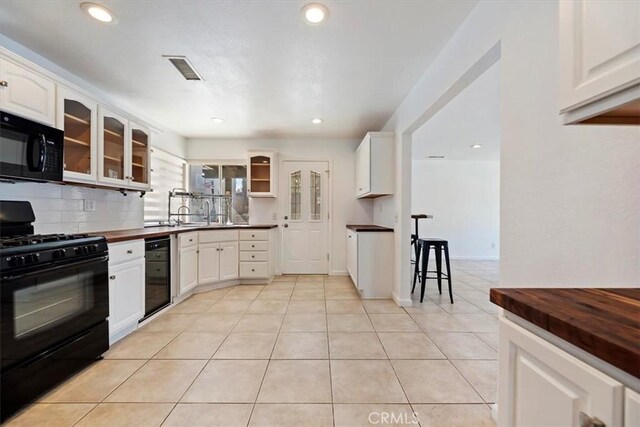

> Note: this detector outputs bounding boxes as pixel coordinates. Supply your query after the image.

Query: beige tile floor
[6,260,499,427]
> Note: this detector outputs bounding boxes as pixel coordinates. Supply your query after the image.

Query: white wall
[381,1,639,301]
[412,160,500,259]
[187,138,374,275]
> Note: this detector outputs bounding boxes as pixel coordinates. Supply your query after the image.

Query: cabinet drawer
[240,241,268,252]
[178,232,198,249]
[109,240,144,265]
[239,230,269,241]
[240,251,268,262]
[199,230,239,243]
[240,262,269,278]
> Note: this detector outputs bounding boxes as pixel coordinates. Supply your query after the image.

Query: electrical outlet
[83,199,96,212]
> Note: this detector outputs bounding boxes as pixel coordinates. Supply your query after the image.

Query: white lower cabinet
[499,317,627,427]
[625,388,640,427]
[346,228,393,298]
[177,229,273,297]
[179,245,198,294]
[219,241,239,280]
[107,240,145,344]
[198,241,238,284]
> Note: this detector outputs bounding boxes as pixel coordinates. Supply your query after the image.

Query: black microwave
[0,111,64,182]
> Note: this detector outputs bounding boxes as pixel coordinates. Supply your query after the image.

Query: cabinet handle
[251,244,255,248]
[127,250,133,254]
[579,413,605,427]
[0,80,7,87]
[252,255,255,258]
[109,275,116,280]
[189,239,193,242]
[220,248,224,251]
[252,269,255,272]
[251,234,255,237]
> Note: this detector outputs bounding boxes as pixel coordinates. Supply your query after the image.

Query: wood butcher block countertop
[490,288,640,378]
[346,224,394,232]
[91,224,278,243]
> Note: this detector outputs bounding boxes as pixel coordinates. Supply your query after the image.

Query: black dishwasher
[144,237,171,319]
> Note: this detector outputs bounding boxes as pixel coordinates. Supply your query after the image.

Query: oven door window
[14,270,94,339]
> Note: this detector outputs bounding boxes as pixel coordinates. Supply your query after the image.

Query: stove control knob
[9,256,25,266]
[74,247,82,255]
[30,253,40,263]
[93,244,100,252]
[52,249,66,259]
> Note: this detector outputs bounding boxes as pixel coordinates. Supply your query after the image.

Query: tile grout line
[245,282,292,427]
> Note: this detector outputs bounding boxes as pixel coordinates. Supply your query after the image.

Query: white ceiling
[412,61,500,161]
[0,0,477,139]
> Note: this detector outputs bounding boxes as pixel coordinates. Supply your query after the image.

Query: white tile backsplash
[0,182,144,234]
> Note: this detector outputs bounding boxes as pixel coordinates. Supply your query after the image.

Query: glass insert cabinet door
[98,107,127,184]
[57,88,97,183]
[249,155,271,194]
[247,151,277,197]
[129,123,149,187]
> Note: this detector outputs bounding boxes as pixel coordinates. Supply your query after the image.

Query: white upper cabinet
[57,87,98,184]
[0,57,56,126]
[559,0,640,124]
[98,108,151,190]
[98,107,130,187]
[128,122,151,190]
[248,150,278,198]
[355,132,394,198]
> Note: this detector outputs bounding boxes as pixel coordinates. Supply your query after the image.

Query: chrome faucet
[175,205,190,225]
[202,199,211,226]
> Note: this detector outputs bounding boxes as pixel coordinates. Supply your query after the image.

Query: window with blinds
[144,148,186,222]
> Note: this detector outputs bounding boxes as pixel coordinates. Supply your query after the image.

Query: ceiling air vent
[163,55,203,81]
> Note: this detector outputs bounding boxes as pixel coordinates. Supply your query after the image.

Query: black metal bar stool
[410,214,432,285]
[412,238,453,304]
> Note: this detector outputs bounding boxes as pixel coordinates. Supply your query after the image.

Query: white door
[198,243,221,284]
[499,318,623,427]
[219,241,239,280]
[0,58,56,126]
[281,161,329,274]
[179,245,198,294]
[108,259,144,337]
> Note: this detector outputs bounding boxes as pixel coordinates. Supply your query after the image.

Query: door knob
[284,216,288,220]
[284,224,289,228]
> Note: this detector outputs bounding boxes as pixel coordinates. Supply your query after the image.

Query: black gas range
[0,201,109,421]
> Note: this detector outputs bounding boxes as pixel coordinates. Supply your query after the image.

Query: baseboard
[392,291,413,307]
[491,403,498,423]
[448,256,500,260]
[329,270,348,276]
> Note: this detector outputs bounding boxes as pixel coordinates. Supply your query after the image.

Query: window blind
[144,147,186,222]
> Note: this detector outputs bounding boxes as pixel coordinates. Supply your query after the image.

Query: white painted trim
[449,256,500,260]
[392,291,413,307]
[330,270,349,276]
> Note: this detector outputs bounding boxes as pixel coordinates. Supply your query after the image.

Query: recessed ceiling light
[211,117,225,123]
[471,144,482,148]
[80,2,118,24]
[311,118,324,124]
[427,155,445,159]
[302,3,329,25]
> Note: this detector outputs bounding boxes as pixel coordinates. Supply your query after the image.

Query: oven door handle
[26,133,46,172]
[2,254,109,281]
